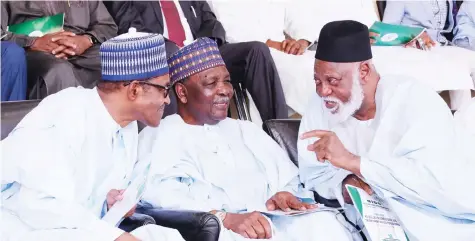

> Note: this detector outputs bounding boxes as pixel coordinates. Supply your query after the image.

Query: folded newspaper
[7,13,64,37]
[369,21,425,46]
[346,185,410,241]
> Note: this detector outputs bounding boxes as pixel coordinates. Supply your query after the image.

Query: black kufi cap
[315,20,372,63]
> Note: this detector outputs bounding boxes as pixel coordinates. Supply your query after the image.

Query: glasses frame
[123,80,172,98]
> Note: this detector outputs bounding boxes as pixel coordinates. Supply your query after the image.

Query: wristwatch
[82,33,99,45]
[213,210,227,223]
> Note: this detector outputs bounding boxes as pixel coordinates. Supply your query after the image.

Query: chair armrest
[138,208,220,241]
[119,213,156,232]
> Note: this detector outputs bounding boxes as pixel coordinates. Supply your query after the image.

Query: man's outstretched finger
[300,130,332,140]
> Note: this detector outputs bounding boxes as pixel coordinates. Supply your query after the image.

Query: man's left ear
[126,81,142,100]
[359,61,371,83]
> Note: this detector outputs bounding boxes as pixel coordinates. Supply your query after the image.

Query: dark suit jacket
[104,1,226,46]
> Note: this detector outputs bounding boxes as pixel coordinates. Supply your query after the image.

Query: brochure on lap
[346,184,409,241]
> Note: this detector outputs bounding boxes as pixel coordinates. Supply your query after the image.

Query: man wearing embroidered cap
[138,37,353,241]
[1,28,184,241]
[298,20,475,240]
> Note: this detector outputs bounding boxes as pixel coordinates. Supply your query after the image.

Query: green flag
[7,13,64,37]
[370,21,424,46]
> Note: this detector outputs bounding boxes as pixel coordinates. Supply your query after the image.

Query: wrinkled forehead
[190,66,230,82]
[314,60,357,77]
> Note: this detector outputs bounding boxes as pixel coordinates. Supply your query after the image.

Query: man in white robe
[298,20,475,241]
[138,37,357,241]
[1,29,184,241]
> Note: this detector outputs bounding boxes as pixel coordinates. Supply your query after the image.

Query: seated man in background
[1,29,184,241]
[104,1,287,122]
[1,41,27,101]
[208,0,317,115]
[1,1,117,99]
[453,1,475,51]
[382,0,456,46]
[298,20,475,241]
[381,0,475,110]
[286,0,474,111]
[138,38,357,241]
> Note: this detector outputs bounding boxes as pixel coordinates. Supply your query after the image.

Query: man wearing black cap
[297,20,475,240]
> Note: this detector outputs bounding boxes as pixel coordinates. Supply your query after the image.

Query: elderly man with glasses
[1,28,184,241]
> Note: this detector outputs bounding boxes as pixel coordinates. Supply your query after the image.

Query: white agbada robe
[297,75,475,241]
[138,114,357,241]
[209,0,475,113]
[1,87,184,241]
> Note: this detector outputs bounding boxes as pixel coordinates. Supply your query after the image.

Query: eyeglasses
[124,81,172,98]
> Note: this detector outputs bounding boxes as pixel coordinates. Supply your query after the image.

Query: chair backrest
[263,119,301,167]
[1,100,41,140]
[263,119,342,208]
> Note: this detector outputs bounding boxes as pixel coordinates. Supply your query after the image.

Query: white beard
[322,72,365,126]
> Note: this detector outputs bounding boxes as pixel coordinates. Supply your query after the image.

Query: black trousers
[163,41,287,122]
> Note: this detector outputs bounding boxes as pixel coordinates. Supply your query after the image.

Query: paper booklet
[369,21,425,46]
[259,196,343,217]
[7,13,65,37]
[345,185,410,241]
[260,205,343,217]
[102,164,150,227]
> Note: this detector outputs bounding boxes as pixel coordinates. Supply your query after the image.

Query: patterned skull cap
[167,37,225,85]
[100,28,168,81]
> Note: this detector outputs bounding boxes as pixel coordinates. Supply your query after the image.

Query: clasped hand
[30,31,93,59]
[266,38,309,55]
